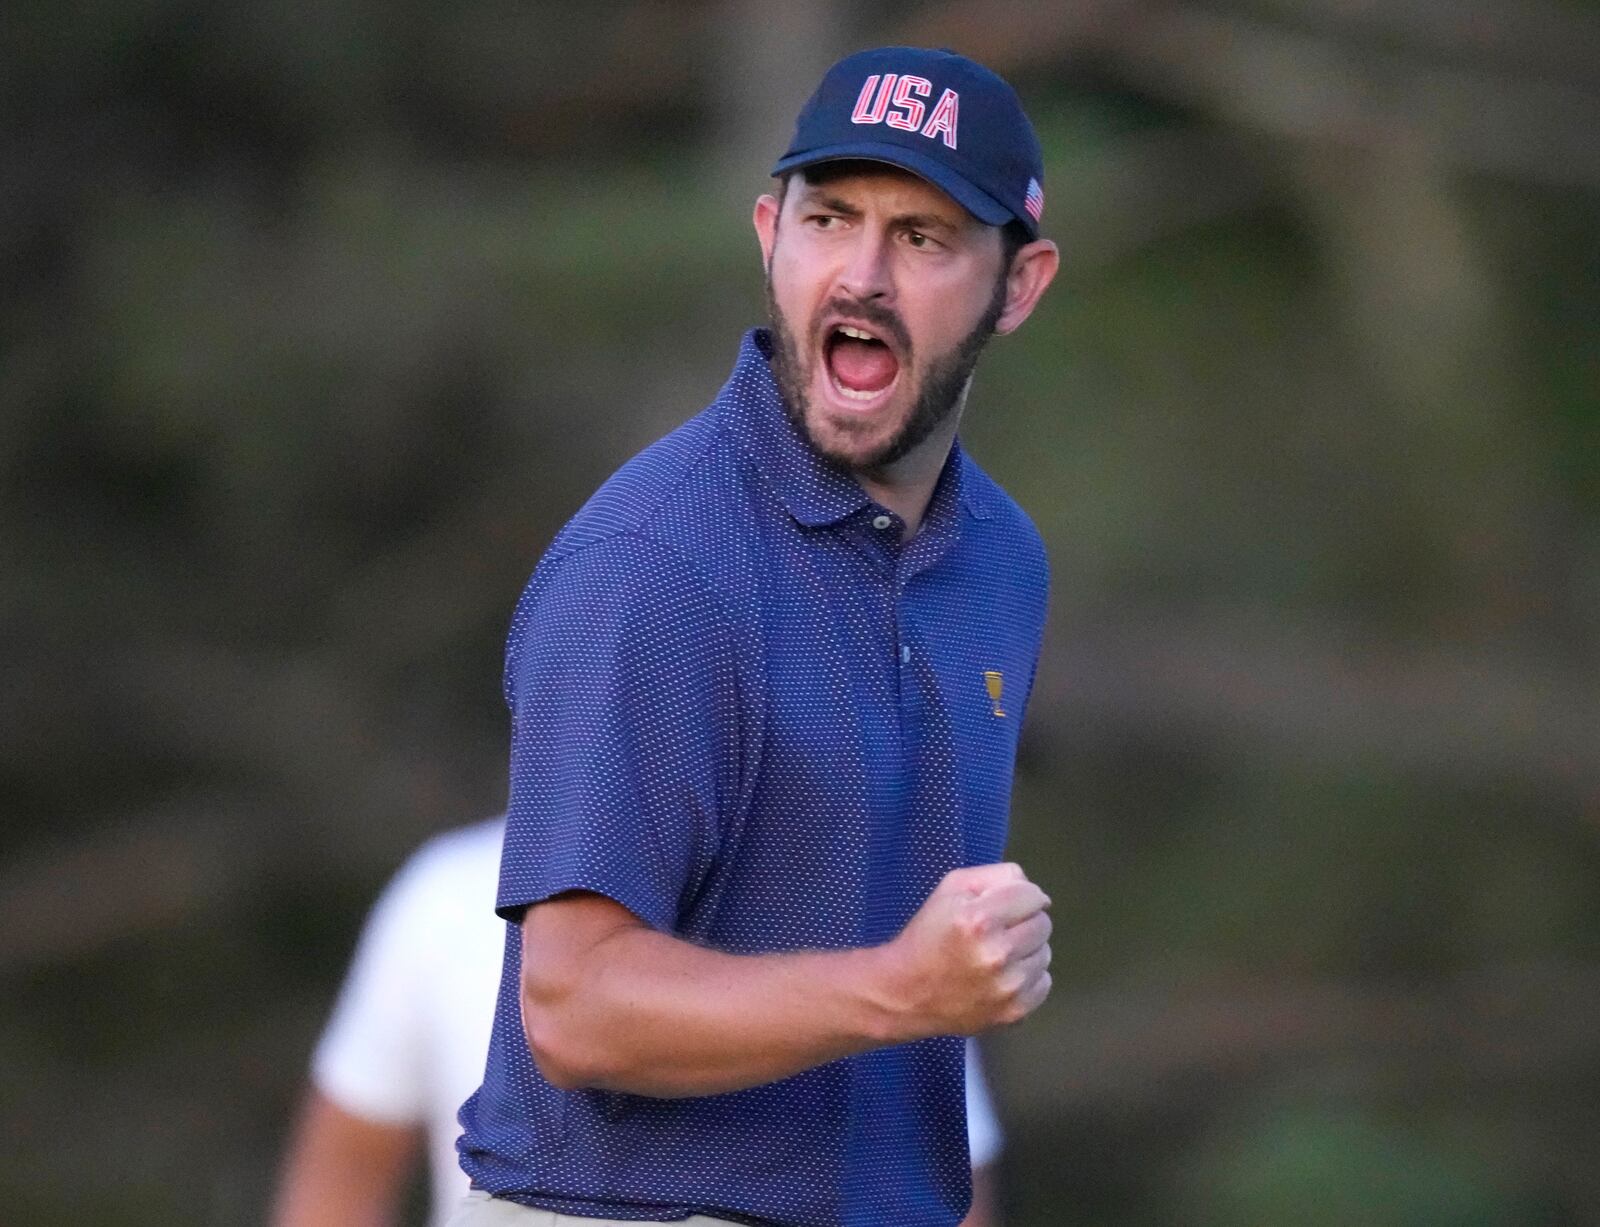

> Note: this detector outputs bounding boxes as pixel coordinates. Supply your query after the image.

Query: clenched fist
[883,862,1053,1038]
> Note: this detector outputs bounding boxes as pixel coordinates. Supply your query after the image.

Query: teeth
[836,325,878,342]
[832,375,891,402]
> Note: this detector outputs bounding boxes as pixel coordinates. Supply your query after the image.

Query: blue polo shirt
[458,329,1049,1227]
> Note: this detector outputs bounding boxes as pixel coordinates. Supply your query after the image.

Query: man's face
[755,164,1010,475]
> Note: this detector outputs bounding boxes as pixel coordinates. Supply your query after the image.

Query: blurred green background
[4,1,1599,1223]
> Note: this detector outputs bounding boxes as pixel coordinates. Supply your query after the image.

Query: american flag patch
[1024,177,1044,222]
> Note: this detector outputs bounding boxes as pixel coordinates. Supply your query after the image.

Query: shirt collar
[718,329,868,527]
[718,327,997,528]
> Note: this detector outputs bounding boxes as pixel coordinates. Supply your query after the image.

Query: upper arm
[498,535,749,932]
[517,890,653,1088]
[519,890,646,1001]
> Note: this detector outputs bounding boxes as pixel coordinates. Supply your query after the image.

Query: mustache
[815,297,912,356]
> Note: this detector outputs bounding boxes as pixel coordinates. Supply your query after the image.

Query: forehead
[786,161,981,230]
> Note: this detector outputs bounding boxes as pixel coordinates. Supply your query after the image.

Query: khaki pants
[446,1190,743,1227]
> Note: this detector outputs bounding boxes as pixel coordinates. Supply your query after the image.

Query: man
[456,46,1059,1227]
[268,818,1009,1227]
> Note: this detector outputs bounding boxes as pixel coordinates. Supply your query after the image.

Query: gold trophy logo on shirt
[983,670,1006,717]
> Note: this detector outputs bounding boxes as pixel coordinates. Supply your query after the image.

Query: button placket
[894,577,916,668]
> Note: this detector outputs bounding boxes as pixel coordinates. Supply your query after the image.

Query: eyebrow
[807,192,863,219]
[803,192,962,235]
[893,211,960,235]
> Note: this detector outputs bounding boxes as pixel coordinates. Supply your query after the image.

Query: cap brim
[771,140,1025,234]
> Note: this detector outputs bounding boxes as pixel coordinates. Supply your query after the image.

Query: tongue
[829,337,898,394]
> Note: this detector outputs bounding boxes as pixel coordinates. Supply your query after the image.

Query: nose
[834,228,893,303]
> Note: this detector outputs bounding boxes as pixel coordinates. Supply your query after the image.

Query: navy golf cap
[772,46,1046,239]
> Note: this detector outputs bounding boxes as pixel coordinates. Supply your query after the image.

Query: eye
[904,229,939,250]
[808,214,842,230]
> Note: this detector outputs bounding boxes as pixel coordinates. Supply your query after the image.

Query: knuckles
[941,862,1024,894]
[973,944,1007,976]
[951,906,997,945]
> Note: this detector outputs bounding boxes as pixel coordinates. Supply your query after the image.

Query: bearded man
[452,46,1060,1227]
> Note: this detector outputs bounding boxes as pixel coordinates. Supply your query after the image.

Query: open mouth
[823,323,901,403]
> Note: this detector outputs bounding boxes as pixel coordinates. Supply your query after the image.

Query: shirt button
[872,514,893,530]
[899,644,911,664]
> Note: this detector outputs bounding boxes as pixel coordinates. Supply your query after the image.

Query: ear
[993,238,1060,336]
[753,192,781,272]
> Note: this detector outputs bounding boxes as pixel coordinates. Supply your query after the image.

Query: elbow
[518,891,653,1092]
[519,972,603,1091]
[525,1028,592,1091]
[520,976,682,1095]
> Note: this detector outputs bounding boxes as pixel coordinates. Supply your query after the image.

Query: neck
[854,411,962,540]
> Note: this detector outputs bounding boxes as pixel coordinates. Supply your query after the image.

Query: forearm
[522,866,1050,1099]
[524,915,915,1096]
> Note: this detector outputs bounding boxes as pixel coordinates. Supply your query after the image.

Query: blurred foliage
[3,1,1599,1225]
[1178,1101,1528,1226]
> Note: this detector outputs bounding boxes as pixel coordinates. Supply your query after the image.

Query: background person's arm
[271,836,445,1225]
[962,1036,1006,1226]
[961,1163,1001,1227]
[269,1089,422,1227]
[521,862,1051,1097]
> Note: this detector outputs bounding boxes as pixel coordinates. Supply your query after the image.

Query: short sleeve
[310,854,433,1124]
[965,1039,1004,1168]
[498,534,745,931]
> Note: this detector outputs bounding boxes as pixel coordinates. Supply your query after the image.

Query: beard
[765,271,1007,475]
